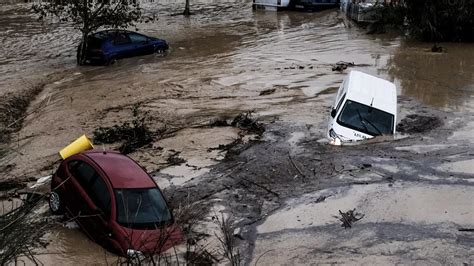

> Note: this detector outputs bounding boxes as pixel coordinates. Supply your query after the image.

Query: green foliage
[32,0,143,63]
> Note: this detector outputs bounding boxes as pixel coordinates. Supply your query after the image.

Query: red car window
[68,160,112,216]
[90,173,111,217]
[115,188,172,229]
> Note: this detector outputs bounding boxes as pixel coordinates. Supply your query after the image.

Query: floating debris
[259,88,276,96]
[337,209,364,229]
[332,61,355,72]
[431,44,445,53]
[231,111,265,135]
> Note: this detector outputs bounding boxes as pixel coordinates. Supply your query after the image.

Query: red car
[49,150,182,256]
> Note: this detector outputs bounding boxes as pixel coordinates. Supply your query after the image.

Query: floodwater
[1,0,474,264]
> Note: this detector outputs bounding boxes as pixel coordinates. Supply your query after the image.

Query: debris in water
[0,179,25,191]
[185,250,219,265]
[29,175,51,189]
[64,221,80,229]
[93,105,153,154]
[259,88,276,96]
[209,117,230,127]
[167,151,186,166]
[332,61,355,72]
[431,44,445,53]
[315,195,328,203]
[337,209,364,229]
[231,111,265,135]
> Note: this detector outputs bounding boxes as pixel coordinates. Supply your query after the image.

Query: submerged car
[77,30,169,65]
[328,71,397,145]
[49,150,182,255]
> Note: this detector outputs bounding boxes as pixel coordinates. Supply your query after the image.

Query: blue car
[77,30,169,65]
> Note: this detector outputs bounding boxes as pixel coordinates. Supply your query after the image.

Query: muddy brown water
[1,0,474,264]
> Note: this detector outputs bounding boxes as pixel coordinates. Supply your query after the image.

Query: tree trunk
[183,0,190,16]
[77,32,89,65]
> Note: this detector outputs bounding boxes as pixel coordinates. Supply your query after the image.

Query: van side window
[336,93,346,112]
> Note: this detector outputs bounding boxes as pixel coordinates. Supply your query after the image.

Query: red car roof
[83,151,156,189]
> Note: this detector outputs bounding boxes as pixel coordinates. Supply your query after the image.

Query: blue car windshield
[115,188,172,229]
[337,100,394,136]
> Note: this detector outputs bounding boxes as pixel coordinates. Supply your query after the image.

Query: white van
[253,0,291,11]
[327,71,397,145]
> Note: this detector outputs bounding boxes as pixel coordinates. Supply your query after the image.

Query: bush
[405,0,474,42]
[374,0,474,42]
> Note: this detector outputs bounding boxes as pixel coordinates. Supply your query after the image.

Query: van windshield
[115,188,172,229]
[337,100,394,136]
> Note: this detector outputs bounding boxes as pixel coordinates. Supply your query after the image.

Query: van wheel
[49,191,64,215]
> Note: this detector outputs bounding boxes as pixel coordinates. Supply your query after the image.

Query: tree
[183,0,190,16]
[32,0,142,64]
[403,0,474,42]
[372,0,474,42]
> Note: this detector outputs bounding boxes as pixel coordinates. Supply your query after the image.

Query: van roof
[345,71,397,115]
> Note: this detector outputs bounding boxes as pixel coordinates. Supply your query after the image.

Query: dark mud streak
[256,222,473,247]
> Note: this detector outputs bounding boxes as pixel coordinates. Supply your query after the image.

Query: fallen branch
[238,176,279,198]
[288,151,306,179]
[337,209,364,229]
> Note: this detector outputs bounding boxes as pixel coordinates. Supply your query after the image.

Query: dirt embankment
[0,83,44,143]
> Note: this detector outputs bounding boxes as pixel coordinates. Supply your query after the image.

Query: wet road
[1,0,474,264]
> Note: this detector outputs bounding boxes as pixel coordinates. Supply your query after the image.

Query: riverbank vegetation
[373,0,473,42]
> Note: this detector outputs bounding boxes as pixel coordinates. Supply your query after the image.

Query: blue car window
[129,33,148,43]
[112,33,131,45]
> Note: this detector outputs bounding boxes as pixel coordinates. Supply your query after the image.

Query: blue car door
[110,32,134,59]
[128,33,154,55]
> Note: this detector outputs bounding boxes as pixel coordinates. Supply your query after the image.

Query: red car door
[64,160,95,221]
[66,160,113,247]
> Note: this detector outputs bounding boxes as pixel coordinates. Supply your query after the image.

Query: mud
[397,114,443,134]
[0,0,474,264]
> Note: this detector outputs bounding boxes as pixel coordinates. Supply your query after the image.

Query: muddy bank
[0,82,45,143]
[165,95,473,264]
